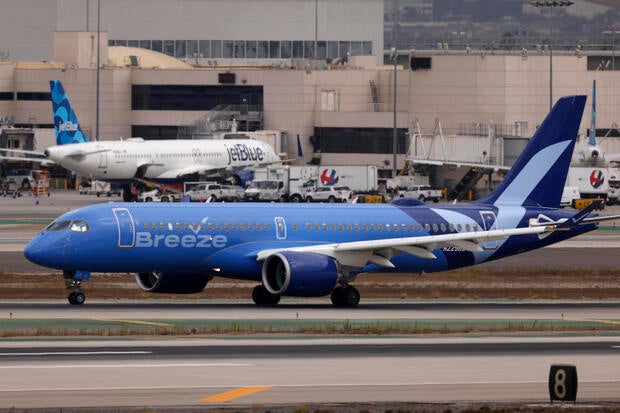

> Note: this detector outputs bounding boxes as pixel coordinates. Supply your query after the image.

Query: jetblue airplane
[2,80,280,190]
[24,95,619,306]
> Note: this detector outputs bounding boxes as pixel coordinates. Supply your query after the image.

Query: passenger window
[473,224,478,231]
[152,223,157,231]
[346,223,352,231]
[378,224,384,231]
[183,223,189,231]
[175,222,181,231]
[465,224,471,231]
[306,223,312,231]
[208,223,214,231]
[264,223,270,231]
[424,223,430,232]
[292,223,298,231]
[370,223,376,231]
[216,223,221,231]
[402,224,407,232]
[143,223,149,230]
[322,223,328,231]
[168,223,173,231]
[354,223,359,231]
[432,223,438,232]
[256,223,262,231]
[331,223,337,231]
[314,223,320,231]
[385,224,391,231]
[393,223,399,231]
[200,223,205,231]
[247,223,253,231]
[160,223,166,231]
[362,224,368,231]
[440,223,446,232]
[239,223,246,231]
[449,223,454,232]
[457,224,462,232]
[338,223,344,231]
[224,223,230,231]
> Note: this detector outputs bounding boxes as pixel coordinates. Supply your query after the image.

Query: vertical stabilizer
[476,95,586,207]
[589,79,596,146]
[49,80,89,145]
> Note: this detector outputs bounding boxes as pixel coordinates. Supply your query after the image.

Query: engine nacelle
[135,272,210,294]
[261,251,338,297]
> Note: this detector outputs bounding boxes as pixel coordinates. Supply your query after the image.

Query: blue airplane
[24,95,619,306]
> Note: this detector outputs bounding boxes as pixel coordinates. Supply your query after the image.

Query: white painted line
[0,362,252,369]
[0,351,152,356]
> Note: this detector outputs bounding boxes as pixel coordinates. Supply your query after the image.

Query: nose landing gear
[63,270,90,305]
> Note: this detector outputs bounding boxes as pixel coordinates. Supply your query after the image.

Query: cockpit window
[70,220,89,232]
[45,220,72,232]
[44,220,89,233]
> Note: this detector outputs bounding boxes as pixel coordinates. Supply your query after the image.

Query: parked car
[305,186,352,203]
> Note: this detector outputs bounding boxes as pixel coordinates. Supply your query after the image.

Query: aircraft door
[479,211,498,250]
[274,216,286,240]
[113,207,135,248]
[96,145,108,169]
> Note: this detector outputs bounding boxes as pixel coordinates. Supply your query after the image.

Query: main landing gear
[252,285,281,306]
[64,270,88,305]
[330,284,360,307]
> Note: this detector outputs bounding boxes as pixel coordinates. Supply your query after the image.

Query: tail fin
[476,95,586,207]
[49,80,89,145]
[588,79,596,146]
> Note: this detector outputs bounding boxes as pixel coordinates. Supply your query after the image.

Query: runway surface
[0,337,619,409]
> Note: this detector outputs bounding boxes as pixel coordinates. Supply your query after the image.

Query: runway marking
[0,351,151,357]
[200,386,273,403]
[0,363,250,369]
[92,318,175,327]
[566,318,620,326]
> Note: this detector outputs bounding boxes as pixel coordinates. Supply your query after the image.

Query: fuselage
[44,138,279,180]
[24,201,595,281]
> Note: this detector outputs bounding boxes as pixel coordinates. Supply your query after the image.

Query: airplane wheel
[68,291,85,305]
[331,286,359,307]
[252,285,280,306]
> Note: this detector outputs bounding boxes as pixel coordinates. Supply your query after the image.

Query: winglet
[50,80,90,145]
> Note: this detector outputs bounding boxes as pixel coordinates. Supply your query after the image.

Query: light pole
[530,1,573,111]
[391,47,397,178]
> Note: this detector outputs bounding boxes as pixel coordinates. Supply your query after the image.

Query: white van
[560,186,580,208]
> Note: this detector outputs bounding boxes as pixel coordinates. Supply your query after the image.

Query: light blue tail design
[476,95,586,208]
[50,80,89,145]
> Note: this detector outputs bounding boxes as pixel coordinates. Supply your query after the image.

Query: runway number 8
[548,364,577,403]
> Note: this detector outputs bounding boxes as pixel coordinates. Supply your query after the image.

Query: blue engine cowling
[135,272,211,294]
[261,251,339,297]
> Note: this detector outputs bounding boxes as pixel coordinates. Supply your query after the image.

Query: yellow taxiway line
[92,318,175,327]
[200,386,273,403]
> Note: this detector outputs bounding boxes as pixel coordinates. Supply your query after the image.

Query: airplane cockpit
[44,219,90,233]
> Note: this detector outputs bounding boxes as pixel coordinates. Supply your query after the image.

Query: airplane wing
[255,225,552,268]
[153,164,220,179]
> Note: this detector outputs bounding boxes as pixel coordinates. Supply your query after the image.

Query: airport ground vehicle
[137,188,181,202]
[565,167,609,202]
[184,182,244,202]
[398,185,443,202]
[560,186,580,208]
[608,178,620,205]
[78,180,122,197]
[305,185,353,203]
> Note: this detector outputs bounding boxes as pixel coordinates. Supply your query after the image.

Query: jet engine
[135,272,211,294]
[261,251,339,297]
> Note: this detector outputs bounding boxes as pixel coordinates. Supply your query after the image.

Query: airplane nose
[23,235,64,269]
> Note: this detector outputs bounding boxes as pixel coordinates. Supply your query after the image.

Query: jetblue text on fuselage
[226,143,264,165]
[57,120,79,132]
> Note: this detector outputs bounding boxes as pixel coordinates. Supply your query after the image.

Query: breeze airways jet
[2,80,280,196]
[24,95,620,306]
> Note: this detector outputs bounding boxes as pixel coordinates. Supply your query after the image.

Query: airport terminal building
[1,0,619,188]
